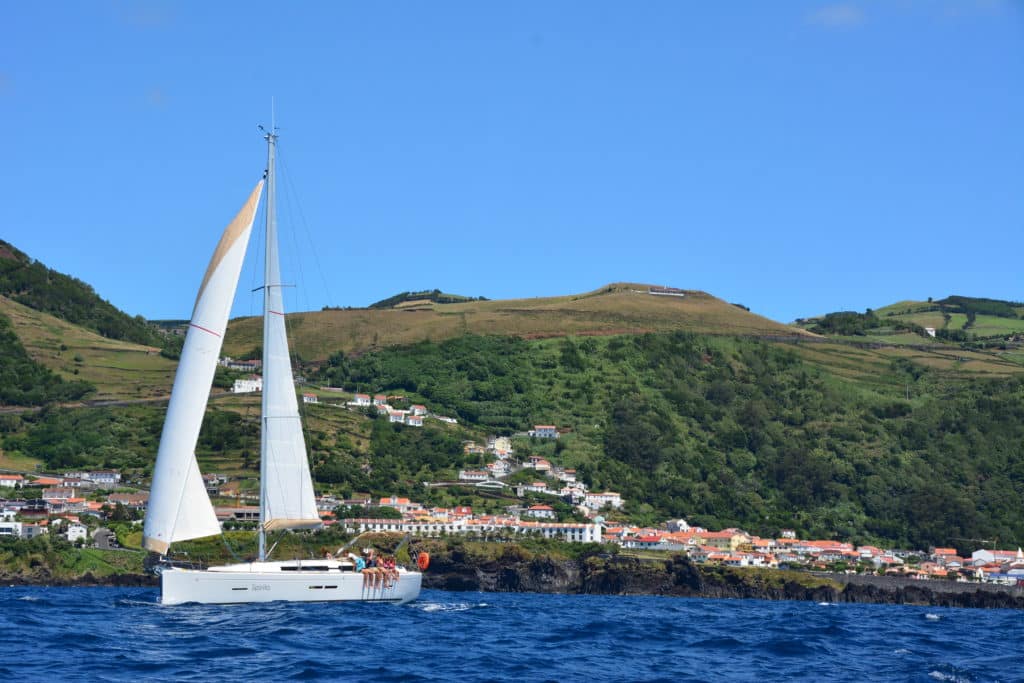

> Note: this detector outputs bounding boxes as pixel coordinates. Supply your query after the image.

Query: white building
[0,521,22,537]
[302,393,318,404]
[526,456,552,472]
[531,425,559,439]
[87,470,122,486]
[352,394,371,406]
[458,470,490,482]
[584,492,623,511]
[406,415,424,427]
[389,410,407,424]
[66,523,88,543]
[524,505,557,520]
[233,375,263,393]
[0,474,24,488]
[410,404,427,416]
[340,517,601,544]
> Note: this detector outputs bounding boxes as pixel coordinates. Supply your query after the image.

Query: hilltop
[366,289,488,309]
[222,283,813,360]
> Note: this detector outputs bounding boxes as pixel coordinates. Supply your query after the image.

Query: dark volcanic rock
[418,546,1024,610]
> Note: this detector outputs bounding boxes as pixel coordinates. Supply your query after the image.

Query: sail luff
[143,180,264,554]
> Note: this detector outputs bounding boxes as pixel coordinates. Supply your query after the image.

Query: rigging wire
[277,144,336,312]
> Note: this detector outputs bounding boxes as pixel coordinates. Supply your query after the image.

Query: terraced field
[0,295,175,401]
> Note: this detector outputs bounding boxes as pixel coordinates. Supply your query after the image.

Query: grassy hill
[0,240,162,347]
[0,295,175,402]
[223,283,813,360]
[798,295,1024,342]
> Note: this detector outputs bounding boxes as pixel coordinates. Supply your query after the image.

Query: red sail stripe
[189,323,222,337]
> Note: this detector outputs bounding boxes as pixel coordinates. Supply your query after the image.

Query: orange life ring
[416,551,430,571]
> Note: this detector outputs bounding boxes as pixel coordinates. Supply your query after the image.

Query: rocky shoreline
[418,547,1024,610]
[4,547,1022,609]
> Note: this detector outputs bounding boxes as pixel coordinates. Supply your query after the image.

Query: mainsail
[143,181,264,554]
[260,131,320,534]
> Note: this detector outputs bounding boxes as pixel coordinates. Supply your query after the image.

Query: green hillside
[0,295,176,403]
[2,246,1024,553]
[311,332,1024,550]
[799,295,1024,345]
[0,240,162,347]
[0,311,94,406]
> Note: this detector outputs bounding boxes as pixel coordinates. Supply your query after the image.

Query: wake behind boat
[143,127,421,606]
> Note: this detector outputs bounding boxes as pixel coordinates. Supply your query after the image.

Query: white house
[517,481,555,496]
[555,469,577,484]
[302,393,318,404]
[87,470,122,487]
[531,425,559,439]
[233,375,263,393]
[66,523,88,543]
[458,470,490,482]
[487,460,510,477]
[377,496,424,514]
[584,492,623,510]
[410,405,427,416]
[389,410,407,424]
[352,393,371,406]
[524,504,557,520]
[373,394,389,406]
[0,521,22,537]
[0,474,24,488]
[514,521,601,543]
[42,487,76,502]
[21,523,47,539]
[526,456,552,472]
[406,414,424,427]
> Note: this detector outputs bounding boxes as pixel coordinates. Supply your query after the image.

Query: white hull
[160,561,422,606]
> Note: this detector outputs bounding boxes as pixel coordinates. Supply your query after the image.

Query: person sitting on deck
[382,556,399,588]
[348,552,366,573]
[362,549,383,589]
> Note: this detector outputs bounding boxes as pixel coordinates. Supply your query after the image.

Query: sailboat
[142,128,422,605]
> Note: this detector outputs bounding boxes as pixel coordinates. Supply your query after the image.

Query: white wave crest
[414,602,488,613]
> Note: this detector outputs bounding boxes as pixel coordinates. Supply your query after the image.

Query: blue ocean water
[1,587,1021,682]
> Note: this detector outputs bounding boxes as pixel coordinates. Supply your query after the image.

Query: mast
[258,126,277,562]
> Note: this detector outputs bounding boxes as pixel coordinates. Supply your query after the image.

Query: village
[2,386,1023,587]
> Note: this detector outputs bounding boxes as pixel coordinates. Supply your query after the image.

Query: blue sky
[3,1,1022,323]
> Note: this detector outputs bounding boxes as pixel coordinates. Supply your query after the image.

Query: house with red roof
[531,425,559,439]
[524,504,556,520]
[0,474,24,488]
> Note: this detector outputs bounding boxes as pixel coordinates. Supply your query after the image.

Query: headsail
[260,132,320,536]
[143,181,264,554]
